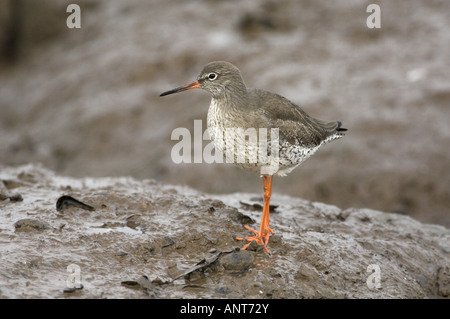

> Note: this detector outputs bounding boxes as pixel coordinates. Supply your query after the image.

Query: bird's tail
[336,121,347,133]
[319,120,347,144]
[316,119,347,142]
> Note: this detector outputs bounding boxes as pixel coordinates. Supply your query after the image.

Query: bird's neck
[212,80,248,110]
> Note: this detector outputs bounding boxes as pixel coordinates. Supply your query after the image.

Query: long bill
[160,80,200,96]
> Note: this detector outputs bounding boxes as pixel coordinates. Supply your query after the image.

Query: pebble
[162,236,175,247]
[216,286,231,294]
[219,249,254,271]
[15,219,50,232]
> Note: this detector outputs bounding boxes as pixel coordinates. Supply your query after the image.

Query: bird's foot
[236,225,274,254]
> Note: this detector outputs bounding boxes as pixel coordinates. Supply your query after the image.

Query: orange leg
[236,176,274,253]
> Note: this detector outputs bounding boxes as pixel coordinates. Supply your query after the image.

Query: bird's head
[160,61,246,98]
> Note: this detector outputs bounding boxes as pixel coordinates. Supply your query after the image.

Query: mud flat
[0,164,448,298]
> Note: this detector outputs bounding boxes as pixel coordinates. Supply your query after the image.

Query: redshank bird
[160,61,346,253]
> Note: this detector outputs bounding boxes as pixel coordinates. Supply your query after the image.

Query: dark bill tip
[160,80,200,97]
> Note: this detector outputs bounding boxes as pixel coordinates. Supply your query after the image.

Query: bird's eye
[208,73,217,80]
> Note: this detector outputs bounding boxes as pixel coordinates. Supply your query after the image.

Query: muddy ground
[0,0,449,228]
[0,0,449,299]
[0,164,449,298]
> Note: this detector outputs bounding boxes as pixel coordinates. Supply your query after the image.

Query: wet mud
[0,0,449,299]
[0,164,448,298]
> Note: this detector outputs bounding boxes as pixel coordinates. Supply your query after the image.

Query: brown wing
[245,89,344,147]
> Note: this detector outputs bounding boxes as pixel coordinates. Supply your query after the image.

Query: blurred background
[0,0,449,226]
